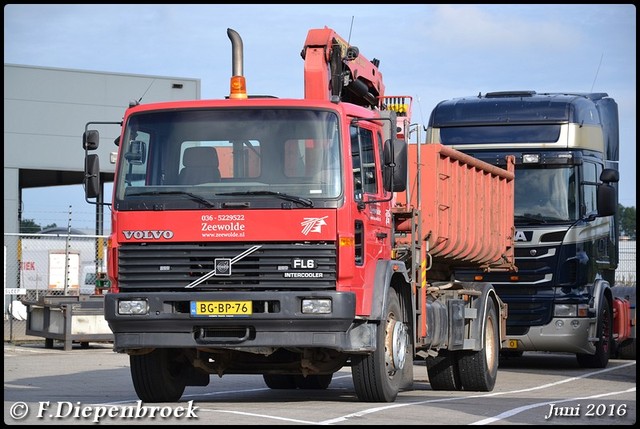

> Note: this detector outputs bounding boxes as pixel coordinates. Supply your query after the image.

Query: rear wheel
[499,350,524,359]
[426,350,461,391]
[457,298,499,391]
[294,374,333,389]
[263,374,297,389]
[130,348,187,402]
[577,298,612,368]
[352,290,411,402]
[263,373,333,390]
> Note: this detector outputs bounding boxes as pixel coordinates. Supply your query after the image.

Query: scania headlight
[118,299,149,315]
[554,303,590,318]
[554,304,577,317]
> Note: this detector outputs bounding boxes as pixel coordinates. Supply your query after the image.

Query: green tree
[19,218,41,233]
[19,219,58,233]
[618,204,636,239]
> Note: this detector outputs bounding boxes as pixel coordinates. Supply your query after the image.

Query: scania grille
[117,242,336,291]
[499,297,554,330]
[510,245,558,287]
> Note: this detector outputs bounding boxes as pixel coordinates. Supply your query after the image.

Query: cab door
[350,124,393,311]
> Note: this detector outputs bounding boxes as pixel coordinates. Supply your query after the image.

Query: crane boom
[301,26,385,108]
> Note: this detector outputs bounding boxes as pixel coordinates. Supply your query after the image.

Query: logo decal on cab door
[300,217,328,235]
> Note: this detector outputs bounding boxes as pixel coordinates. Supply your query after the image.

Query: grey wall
[4,64,200,233]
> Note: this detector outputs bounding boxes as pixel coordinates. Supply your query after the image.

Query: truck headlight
[118,299,149,315]
[554,304,577,317]
[302,298,332,314]
[554,303,589,318]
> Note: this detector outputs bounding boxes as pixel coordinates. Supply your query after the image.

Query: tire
[499,350,524,359]
[457,298,499,391]
[426,350,461,391]
[294,374,333,389]
[351,290,412,402]
[263,374,297,389]
[130,348,187,402]
[577,298,612,368]
[498,349,524,365]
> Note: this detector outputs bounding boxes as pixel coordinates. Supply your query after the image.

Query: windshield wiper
[218,191,314,208]
[128,190,216,208]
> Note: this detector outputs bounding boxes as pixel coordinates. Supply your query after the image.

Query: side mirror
[83,130,100,150]
[595,168,619,217]
[383,138,407,192]
[596,183,617,217]
[84,154,100,198]
[600,168,619,183]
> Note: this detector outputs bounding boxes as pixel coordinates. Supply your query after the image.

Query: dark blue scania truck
[425,91,635,367]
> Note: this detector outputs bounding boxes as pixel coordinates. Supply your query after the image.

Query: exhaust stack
[227,28,247,99]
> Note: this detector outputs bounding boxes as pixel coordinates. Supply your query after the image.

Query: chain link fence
[4,233,108,343]
[3,234,636,343]
[616,239,636,286]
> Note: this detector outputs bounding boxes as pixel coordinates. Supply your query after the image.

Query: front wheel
[130,348,187,402]
[351,290,412,402]
[457,298,499,391]
[577,298,612,368]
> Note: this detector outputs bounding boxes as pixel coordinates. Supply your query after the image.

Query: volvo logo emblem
[214,259,231,276]
[185,245,261,288]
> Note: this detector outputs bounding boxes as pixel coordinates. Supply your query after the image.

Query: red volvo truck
[83,27,516,403]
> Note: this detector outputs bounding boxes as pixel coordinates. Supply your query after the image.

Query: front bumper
[104,291,375,352]
[503,317,597,355]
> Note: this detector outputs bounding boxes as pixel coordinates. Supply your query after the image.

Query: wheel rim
[485,314,497,371]
[385,317,408,375]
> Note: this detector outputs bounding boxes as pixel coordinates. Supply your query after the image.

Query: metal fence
[3,233,636,342]
[616,239,636,286]
[4,233,108,342]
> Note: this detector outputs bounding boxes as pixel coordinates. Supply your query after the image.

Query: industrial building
[4,63,200,235]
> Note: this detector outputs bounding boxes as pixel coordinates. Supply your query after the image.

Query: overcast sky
[4,4,636,232]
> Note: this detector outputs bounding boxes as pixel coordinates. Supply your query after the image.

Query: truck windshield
[114,108,342,209]
[440,124,561,144]
[514,166,578,223]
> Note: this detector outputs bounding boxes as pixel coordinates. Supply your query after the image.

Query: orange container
[398,143,516,273]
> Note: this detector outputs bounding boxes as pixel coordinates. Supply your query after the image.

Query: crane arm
[301,27,385,108]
